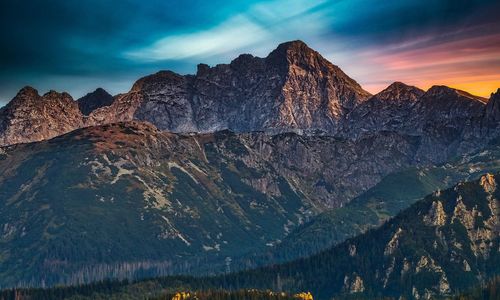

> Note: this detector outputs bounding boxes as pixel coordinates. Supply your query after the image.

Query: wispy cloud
[125,15,270,61]
[125,0,328,62]
[1,0,499,101]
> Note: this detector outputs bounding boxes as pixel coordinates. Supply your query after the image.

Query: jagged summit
[266,40,314,62]
[229,54,265,73]
[114,40,372,133]
[265,40,346,75]
[17,86,39,96]
[43,90,73,99]
[77,87,114,115]
[131,70,185,92]
[277,39,309,49]
[425,85,487,103]
[0,40,498,149]
[9,87,74,107]
[0,86,82,146]
[375,82,424,102]
[268,40,313,58]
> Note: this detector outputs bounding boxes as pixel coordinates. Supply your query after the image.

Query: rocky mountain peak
[375,82,424,102]
[43,90,73,101]
[8,86,41,107]
[425,85,457,97]
[425,85,486,103]
[77,88,114,116]
[17,86,39,97]
[229,54,265,73]
[131,70,185,92]
[9,87,73,109]
[266,40,329,71]
[0,87,83,146]
[0,41,497,151]
[268,40,311,57]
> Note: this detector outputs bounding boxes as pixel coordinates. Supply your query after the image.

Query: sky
[0,0,499,106]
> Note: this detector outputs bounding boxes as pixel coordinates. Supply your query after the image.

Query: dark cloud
[0,0,264,102]
[323,0,500,43]
[0,0,499,104]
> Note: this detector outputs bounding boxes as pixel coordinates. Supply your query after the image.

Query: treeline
[153,290,309,300]
[0,280,309,300]
[0,279,128,300]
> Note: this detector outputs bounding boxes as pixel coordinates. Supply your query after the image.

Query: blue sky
[1,0,499,105]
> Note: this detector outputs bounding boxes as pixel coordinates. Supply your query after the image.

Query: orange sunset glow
[344,30,500,98]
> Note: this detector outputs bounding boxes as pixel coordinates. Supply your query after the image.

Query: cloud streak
[125,0,328,62]
[125,15,270,61]
[0,0,499,104]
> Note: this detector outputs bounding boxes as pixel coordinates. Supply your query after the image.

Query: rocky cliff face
[341,82,494,163]
[0,40,498,154]
[0,87,83,146]
[106,40,371,133]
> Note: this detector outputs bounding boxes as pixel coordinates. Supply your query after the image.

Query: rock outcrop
[77,88,114,116]
[482,89,500,138]
[0,87,83,146]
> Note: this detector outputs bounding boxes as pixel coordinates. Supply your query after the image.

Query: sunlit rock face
[1,40,498,164]
[0,87,83,146]
[112,40,371,134]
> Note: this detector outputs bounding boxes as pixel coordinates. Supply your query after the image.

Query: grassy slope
[5,173,499,300]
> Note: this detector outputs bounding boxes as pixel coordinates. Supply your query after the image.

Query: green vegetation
[0,124,315,288]
[1,122,499,289]
[3,174,498,299]
[254,143,500,264]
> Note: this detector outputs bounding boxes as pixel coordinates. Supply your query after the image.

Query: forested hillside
[3,173,498,300]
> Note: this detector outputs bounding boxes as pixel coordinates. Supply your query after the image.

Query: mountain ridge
[2,40,497,149]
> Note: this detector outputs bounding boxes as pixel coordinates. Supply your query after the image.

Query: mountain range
[1,41,498,149]
[0,40,499,297]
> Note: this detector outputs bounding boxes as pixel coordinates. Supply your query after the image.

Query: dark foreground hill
[0,120,430,288]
